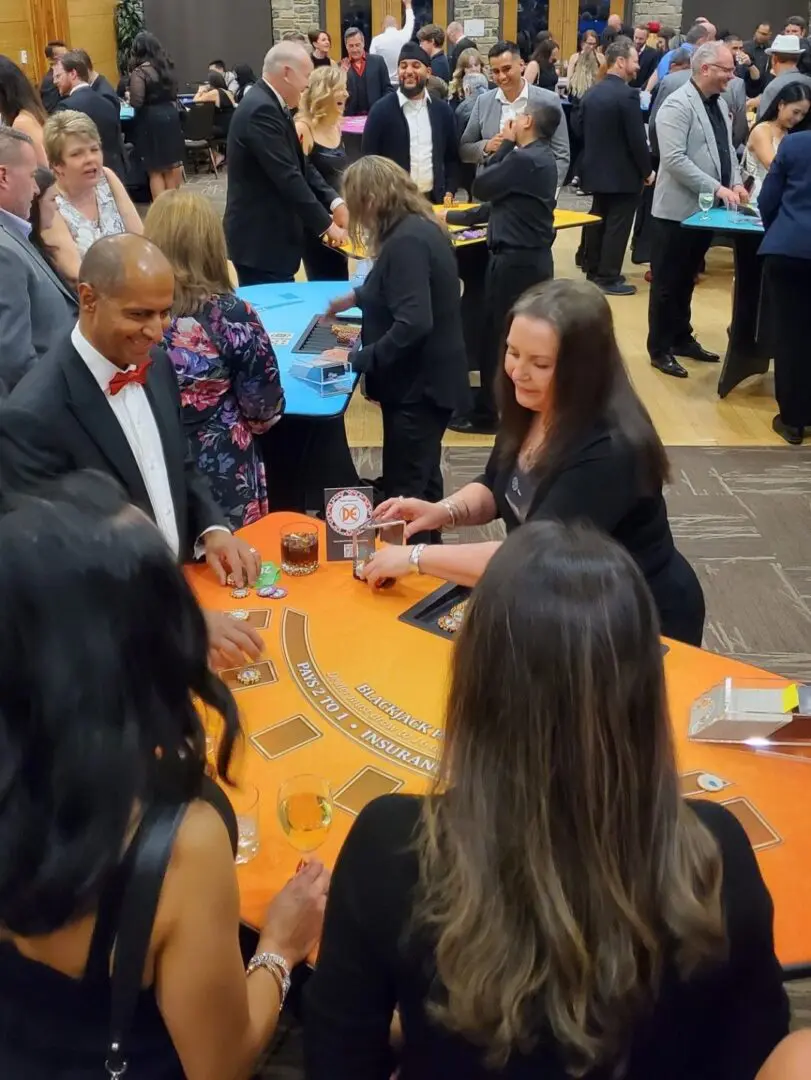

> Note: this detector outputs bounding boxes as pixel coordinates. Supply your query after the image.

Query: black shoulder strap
[105,803,187,1079]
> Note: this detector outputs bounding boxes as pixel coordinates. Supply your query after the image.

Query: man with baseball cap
[756,33,811,118]
[361,41,458,205]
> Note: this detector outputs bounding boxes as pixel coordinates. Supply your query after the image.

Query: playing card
[226,609,271,629]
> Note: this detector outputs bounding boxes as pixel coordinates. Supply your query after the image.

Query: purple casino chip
[257,585,288,599]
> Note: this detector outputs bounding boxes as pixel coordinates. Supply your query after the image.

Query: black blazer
[92,73,122,112]
[361,92,458,204]
[0,337,226,560]
[351,214,469,413]
[39,69,61,113]
[345,54,392,116]
[573,74,651,194]
[223,79,338,279]
[630,45,660,89]
[429,52,451,82]
[449,36,477,73]
[56,87,125,180]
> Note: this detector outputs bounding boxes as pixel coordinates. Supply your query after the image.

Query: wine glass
[277,774,334,854]
[698,190,714,221]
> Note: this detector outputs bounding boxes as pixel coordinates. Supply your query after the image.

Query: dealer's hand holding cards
[204,531,261,587]
[358,543,414,587]
[374,497,449,540]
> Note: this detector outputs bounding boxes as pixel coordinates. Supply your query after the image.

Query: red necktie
[108,360,152,396]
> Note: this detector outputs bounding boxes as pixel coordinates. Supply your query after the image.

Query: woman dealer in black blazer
[363,279,706,646]
[324,157,470,540]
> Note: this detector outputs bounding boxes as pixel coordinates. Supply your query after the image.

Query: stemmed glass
[277,774,334,854]
[698,190,714,221]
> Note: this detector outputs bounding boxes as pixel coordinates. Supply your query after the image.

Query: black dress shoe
[772,415,804,445]
[651,353,689,378]
[448,415,499,435]
[674,340,720,363]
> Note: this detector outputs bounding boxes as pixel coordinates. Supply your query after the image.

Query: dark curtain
[143,0,272,90]
[681,0,797,37]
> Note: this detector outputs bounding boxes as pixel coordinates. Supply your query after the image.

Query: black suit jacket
[573,74,651,194]
[630,45,659,89]
[92,73,122,112]
[224,80,338,279]
[56,87,125,179]
[345,54,392,116]
[0,337,225,560]
[449,37,477,73]
[351,214,469,412]
[39,69,61,113]
[361,93,458,203]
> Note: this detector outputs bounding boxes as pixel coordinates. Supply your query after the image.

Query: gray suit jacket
[460,82,570,186]
[756,69,811,120]
[651,70,748,151]
[652,79,742,223]
[0,217,77,396]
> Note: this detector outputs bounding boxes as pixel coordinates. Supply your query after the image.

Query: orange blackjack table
[187,513,811,970]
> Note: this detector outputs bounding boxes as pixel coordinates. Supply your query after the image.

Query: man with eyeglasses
[647,42,748,379]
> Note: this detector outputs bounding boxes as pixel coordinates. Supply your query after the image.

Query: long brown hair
[450,46,482,99]
[143,189,233,315]
[342,155,442,258]
[416,521,726,1074]
[497,279,670,493]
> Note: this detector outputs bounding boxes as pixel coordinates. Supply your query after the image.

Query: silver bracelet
[409,543,426,574]
[440,498,457,528]
[246,952,291,1007]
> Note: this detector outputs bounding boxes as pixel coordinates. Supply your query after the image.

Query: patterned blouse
[164,293,284,529]
[55,173,126,256]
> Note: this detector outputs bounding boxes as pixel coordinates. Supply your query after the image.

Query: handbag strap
[105,802,188,1079]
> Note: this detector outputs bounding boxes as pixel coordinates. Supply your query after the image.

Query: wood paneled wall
[0,0,117,86]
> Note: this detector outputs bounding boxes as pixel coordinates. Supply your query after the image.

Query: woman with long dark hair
[28,165,81,286]
[0,472,328,1079]
[129,31,185,199]
[0,54,48,165]
[525,37,561,90]
[233,63,257,102]
[361,279,705,644]
[744,81,811,198]
[193,70,236,141]
[306,521,789,1078]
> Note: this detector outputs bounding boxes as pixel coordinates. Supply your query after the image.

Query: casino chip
[257,585,288,599]
[236,668,261,686]
[438,600,468,634]
[231,587,250,599]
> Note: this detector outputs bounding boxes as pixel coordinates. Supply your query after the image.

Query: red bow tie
[108,360,152,396]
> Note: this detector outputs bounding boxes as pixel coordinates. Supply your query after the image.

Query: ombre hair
[416,520,727,1073]
[341,155,441,258]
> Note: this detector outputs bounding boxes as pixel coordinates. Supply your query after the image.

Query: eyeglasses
[709,63,736,74]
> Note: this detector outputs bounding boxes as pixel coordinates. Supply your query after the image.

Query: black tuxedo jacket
[449,36,477,73]
[630,45,659,89]
[361,92,459,204]
[345,54,392,116]
[224,79,338,279]
[0,337,225,560]
[56,87,125,179]
[92,73,122,112]
[573,74,651,194]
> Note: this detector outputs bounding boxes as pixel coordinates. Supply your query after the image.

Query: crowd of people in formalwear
[2,10,811,1079]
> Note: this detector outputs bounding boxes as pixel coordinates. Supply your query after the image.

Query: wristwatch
[409,544,426,574]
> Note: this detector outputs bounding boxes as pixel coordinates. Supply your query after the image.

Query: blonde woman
[295,65,350,280]
[323,157,468,527]
[42,110,142,284]
[567,28,604,101]
[306,518,789,1079]
[144,190,284,529]
[449,47,483,107]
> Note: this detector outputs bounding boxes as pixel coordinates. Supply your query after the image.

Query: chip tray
[398,582,472,641]
[292,316,362,355]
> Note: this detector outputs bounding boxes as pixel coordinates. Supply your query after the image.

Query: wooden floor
[344,227,781,449]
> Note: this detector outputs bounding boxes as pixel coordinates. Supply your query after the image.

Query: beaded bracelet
[246,952,291,1008]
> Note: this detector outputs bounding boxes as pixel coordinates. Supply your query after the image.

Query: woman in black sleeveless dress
[129,31,185,200]
[193,71,236,140]
[296,65,350,281]
[0,473,330,1079]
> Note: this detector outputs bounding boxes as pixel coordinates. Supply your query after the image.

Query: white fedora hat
[766,34,803,55]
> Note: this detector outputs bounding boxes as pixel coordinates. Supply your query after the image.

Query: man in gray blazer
[460,40,570,188]
[0,129,77,395]
[650,65,749,151]
[647,42,748,379]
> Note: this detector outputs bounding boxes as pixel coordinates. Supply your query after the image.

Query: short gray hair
[0,127,33,165]
[263,40,310,77]
[344,25,363,43]
[463,72,488,96]
[691,40,726,73]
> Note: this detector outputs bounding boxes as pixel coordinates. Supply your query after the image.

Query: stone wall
[450,0,501,50]
[271,0,320,41]
[631,0,684,30]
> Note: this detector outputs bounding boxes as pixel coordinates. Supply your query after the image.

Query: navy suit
[758,131,811,430]
[361,92,458,204]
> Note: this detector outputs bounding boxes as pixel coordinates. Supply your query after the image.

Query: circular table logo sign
[326,489,374,537]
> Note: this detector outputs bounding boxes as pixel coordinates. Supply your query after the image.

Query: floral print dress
[164,293,284,529]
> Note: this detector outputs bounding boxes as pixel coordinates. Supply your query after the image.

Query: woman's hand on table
[260,860,331,967]
[326,290,357,317]
[320,347,350,363]
[374,497,449,539]
[204,611,263,670]
[332,202,349,230]
[358,543,415,587]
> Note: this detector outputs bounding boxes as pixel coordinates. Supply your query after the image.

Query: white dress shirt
[72,324,181,557]
[69,81,91,94]
[370,7,416,84]
[397,89,433,194]
[496,78,530,130]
